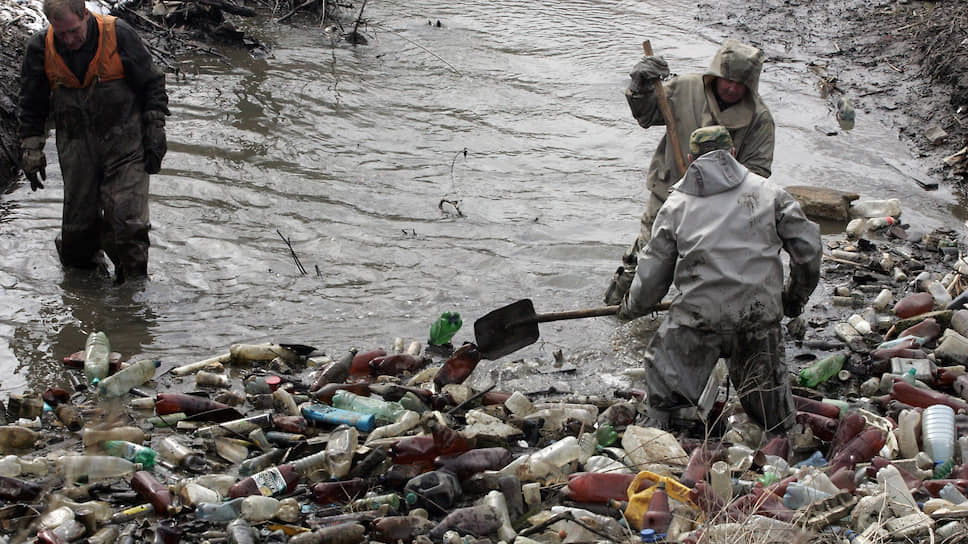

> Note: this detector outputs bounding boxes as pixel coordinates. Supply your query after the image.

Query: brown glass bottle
[433,343,482,389]
[349,348,387,378]
[434,447,511,479]
[369,353,428,377]
[310,478,376,504]
[311,382,371,404]
[310,349,357,392]
[228,464,300,498]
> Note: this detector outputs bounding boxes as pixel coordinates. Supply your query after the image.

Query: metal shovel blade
[474,299,541,361]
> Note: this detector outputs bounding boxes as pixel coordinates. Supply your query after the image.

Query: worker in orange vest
[18,0,168,282]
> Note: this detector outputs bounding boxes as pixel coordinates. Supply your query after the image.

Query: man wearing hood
[618,126,820,434]
[605,40,775,304]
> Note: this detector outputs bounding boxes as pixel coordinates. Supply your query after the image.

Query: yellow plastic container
[624,470,698,530]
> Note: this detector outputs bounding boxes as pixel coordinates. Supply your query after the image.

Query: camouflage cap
[689,125,733,157]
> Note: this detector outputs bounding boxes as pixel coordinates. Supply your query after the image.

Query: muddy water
[0,0,965,396]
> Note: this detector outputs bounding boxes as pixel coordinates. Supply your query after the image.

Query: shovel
[474,298,670,360]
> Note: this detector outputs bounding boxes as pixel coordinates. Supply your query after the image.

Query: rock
[925,125,948,145]
[785,185,860,221]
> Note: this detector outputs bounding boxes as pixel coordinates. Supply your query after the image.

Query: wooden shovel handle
[643,40,688,178]
[534,302,671,324]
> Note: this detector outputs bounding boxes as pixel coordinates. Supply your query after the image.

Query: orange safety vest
[44,12,125,89]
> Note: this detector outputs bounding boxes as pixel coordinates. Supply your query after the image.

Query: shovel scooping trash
[474,298,670,360]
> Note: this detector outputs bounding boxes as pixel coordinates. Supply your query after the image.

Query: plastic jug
[922,404,956,464]
[404,470,462,513]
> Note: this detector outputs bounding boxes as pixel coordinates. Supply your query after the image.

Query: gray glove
[142,110,167,174]
[21,136,46,191]
[629,55,670,90]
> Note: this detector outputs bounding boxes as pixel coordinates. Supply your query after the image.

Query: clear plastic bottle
[484,489,516,542]
[59,455,142,484]
[0,455,47,477]
[196,370,229,388]
[939,482,968,504]
[157,436,207,472]
[924,279,954,309]
[241,495,280,522]
[98,359,159,397]
[0,426,40,449]
[325,425,358,479]
[331,390,406,423]
[849,198,902,218]
[874,288,894,311]
[782,481,833,509]
[174,481,220,506]
[83,331,111,384]
[922,404,956,464]
[272,388,300,416]
[196,497,243,522]
[81,426,146,447]
[528,436,581,479]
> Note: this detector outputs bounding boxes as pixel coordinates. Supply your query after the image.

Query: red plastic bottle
[564,472,637,503]
[154,393,230,416]
[828,467,857,492]
[310,349,357,392]
[796,412,838,441]
[890,381,968,412]
[871,347,927,363]
[310,478,376,504]
[922,479,968,497]
[434,447,512,479]
[311,382,371,404]
[828,412,866,460]
[793,396,841,420]
[433,343,483,389]
[897,318,941,343]
[349,348,387,377]
[390,422,472,465]
[758,436,791,461]
[272,415,307,434]
[131,470,174,516]
[894,292,934,318]
[481,390,512,406]
[369,353,428,377]
[640,482,671,533]
[228,463,300,498]
[830,428,886,471]
[688,479,725,519]
[680,444,724,488]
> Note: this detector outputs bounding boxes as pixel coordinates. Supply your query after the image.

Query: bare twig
[370,22,463,76]
[277,230,308,275]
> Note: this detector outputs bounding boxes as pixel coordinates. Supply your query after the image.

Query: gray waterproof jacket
[626,150,821,331]
[627,40,775,204]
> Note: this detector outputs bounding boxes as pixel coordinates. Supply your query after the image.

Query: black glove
[142,110,167,174]
[21,136,46,191]
[629,55,670,90]
[782,290,805,318]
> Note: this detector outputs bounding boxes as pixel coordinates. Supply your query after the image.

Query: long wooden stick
[643,40,688,178]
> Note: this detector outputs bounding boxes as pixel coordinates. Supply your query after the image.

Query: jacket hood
[702,40,765,129]
[673,149,748,196]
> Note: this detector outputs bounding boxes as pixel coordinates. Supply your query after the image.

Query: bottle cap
[405,492,418,505]
[265,375,282,390]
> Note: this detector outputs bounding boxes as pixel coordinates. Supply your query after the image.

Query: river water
[1,0,965,396]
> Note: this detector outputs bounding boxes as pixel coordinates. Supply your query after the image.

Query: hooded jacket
[627,40,775,204]
[626,150,821,331]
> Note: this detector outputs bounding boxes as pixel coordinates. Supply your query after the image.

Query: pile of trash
[4,198,968,544]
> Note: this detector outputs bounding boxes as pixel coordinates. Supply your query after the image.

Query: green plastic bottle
[798,353,847,388]
[102,440,158,469]
[596,424,618,447]
[429,312,462,346]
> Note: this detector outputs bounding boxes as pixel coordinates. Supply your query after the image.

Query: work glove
[782,290,805,319]
[616,293,643,321]
[142,110,167,174]
[629,55,670,91]
[21,136,46,191]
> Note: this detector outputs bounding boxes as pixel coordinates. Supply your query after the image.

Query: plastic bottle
[897,409,921,459]
[922,404,956,464]
[154,393,231,416]
[845,218,867,238]
[710,461,732,501]
[434,447,512,479]
[924,280,954,309]
[102,441,157,469]
[849,198,901,218]
[564,472,637,503]
[83,331,111,384]
[157,437,207,472]
[894,292,934,318]
[429,311,462,346]
[365,410,420,444]
[793,395,842,420]
[640,482,672,533]
[404,470,462,513]
[873,289,894,311]
[196,413,273,438]
[504,391,535,417]
[59,455,142,484]
[311,478,376,504]
[131,470,175,516]
[829,428,886,471]
[0,455,47,477]
[433,343,482,388]
[0,426,40,449]
[847,314,872,336]
[331,390,406,423]
[369,353,427,377]
[891,381,968,412]
[240,495,280,523]
[782,481,833,509]
[228,343,299,364]
[798,354,847,387]
[528,436,581,479]
[228,462,300,498]
[174,481,220,507]
[310,382,370,403]
[81,426,146,447]
[239,448,285,477]
[225,517,258,544]
[97,359,159,397]
[867,216,895,230]
[484,489,516,542]
[428,504,501,541]
[195,370,230,388]
[939,482,968,504]
[0,475,43,500]
[325,425,358,479]
[300,403,376,432]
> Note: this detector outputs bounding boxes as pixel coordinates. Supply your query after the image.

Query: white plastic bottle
[922,404,956,464]
[849,198,902,218]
